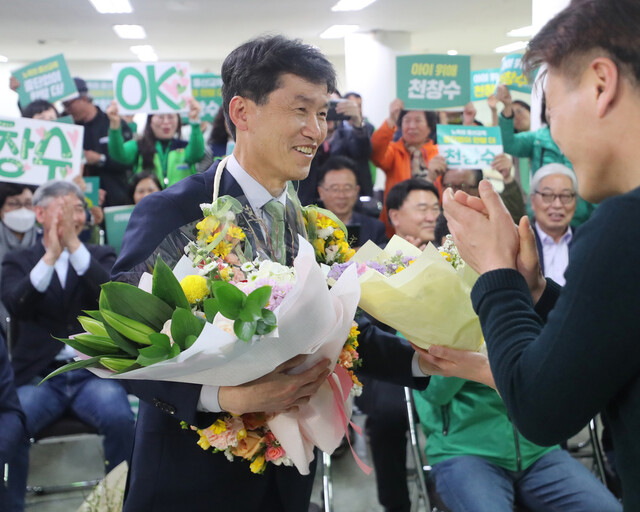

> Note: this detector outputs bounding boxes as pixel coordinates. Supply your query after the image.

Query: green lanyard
[155,141,171,180]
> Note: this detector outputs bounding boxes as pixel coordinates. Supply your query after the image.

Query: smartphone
[327,99,351,122]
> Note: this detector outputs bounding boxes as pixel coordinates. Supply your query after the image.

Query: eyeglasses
[4,199,33,210]
[322,184,358,195]
[534,191,576,205]
[443,183,478,193]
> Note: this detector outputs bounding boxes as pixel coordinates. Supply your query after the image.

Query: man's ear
[228,96,251,133]
[34,205,46,225]
[590,57,619,118]
[388,208,399,229]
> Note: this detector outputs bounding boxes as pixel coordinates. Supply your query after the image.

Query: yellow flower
[338,240,350,253]
[211,419,227,435]
[180,275,209,304]
[334,229,345,240]
[196,433,211,450]
[196,216,220,240]
[345,248,356,260]
[219,266,232,281]
[213,240,232,259]
[227,225,246,241]
[313,238,325,254]
[317,215,338,230]
[440,251,452,262]
[250,455,266,474]
[349,324,360,339]
[237,428,247,441]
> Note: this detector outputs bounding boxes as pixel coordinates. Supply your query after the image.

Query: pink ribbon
[327,365,372,475]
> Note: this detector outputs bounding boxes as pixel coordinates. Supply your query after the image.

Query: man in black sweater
[440,1,640,509]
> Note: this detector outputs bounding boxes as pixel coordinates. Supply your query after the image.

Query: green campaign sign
[191,74,222,122]
[86,79,114,112]
[499,54,531,93]
[112,62,192,115]
[470,68,501,100]
[436,125,503,169]
[12,54,78,107]
[397,54,470,110]
[84,176,100,208]
[0,116,84,185]
[104,204,135,254]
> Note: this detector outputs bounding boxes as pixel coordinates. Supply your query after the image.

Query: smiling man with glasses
[530,163,578,286]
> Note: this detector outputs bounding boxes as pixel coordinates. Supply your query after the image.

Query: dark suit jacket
[1,243,115,386]
[532,220,575,278]
[349,211,388,248]
[113,165,428,512]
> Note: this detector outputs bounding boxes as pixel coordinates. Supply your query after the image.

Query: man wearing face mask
[0,183,38,338]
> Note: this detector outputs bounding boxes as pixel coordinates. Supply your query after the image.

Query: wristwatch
[98,154,107,167]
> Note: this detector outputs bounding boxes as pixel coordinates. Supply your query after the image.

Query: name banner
[397,54,470,110]
[499,54,531,93]
[86,79,114,112]
[436,125,503,169]
[470,68,500,100]
[0,116,84,185]
[12,54,78,107]
[113,62,192,115]
[191,74,222,122]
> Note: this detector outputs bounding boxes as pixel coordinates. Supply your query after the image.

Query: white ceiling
[1,0,532,64]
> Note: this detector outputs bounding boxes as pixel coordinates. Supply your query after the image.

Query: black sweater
[471,186,640,511]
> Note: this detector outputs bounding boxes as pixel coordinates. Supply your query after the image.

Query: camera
[326,99,351,122]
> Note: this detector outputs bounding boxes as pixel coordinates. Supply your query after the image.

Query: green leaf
[101,281,173,331]
[212,282,246,319]
[148,333,172,349]
[170,308,205,350]
[78,316,109,337]
[203,298,220,322]
[261,309,277,326]
[102,322,140,356]
[83,310,105,322]
[136,344,172,366]
[234,319,257,342]
[40,356,103,384]
[100,356,137,372]
[102,310,155,345]
[152,257,190,310]
[247,286,272,311]
[54,337,112,358]
[184,334,198,349]
[255,320,276,336]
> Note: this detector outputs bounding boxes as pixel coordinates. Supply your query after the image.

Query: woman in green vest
[106,99,205,188]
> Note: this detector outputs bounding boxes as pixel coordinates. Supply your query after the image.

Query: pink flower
[265,444,286,462]
[203,416,245,450]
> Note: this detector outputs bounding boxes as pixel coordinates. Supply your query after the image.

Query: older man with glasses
[529,163,578,286]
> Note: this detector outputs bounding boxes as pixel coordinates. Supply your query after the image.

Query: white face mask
[2,207,36,233]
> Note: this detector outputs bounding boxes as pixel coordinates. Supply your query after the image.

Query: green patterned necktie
[263,199,286,264]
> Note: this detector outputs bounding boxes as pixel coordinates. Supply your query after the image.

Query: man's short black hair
[318,156,359,186]
[344,92,361,100]
[22,100,58,119]
[386,178,439,213]
[221,35,337,138]
[524,0,640,86]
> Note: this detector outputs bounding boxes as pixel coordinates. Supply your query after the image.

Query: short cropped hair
[221,35,337,138]
[524,0,640,86]
[386,178,439,214]
[33,180,85,207]
[318,156,359,186]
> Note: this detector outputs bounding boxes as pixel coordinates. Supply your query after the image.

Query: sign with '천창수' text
[499,54,532,93]
[112,62,192,115]
[12,54,78,107]
[397,54,470,110]
[191,74,222,122]
[470,68,501,101]
[0,116,84,185]
[436,125,503,169]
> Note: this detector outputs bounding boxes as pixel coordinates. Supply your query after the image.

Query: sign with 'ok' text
[112,62,192,115]
[0,116,84,185]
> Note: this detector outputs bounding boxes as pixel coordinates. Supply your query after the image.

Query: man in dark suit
[112,36,491,512]
[317,155,387,248]
[1,180,134,511]
[0,333,26,512]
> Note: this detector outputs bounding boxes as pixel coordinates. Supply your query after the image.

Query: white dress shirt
[535,223,572,286]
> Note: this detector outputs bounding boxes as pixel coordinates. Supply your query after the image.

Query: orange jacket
[371,121,439,237]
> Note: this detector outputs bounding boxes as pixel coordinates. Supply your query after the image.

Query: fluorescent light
[130,45,157,62]
[320,25,359,39]
[0,55,8,63]
[507,25,536,37]
[113,24,146,39]
[447,50,458,56]
[494,41,528,54]
[88,0,133,14]
[331,0,376,12]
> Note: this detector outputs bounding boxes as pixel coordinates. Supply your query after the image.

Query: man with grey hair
[1,180,134,511]
[530,163,578,286]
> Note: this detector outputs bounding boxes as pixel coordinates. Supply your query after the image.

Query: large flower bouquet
[327,234,483,352]
[45,194,362,475]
